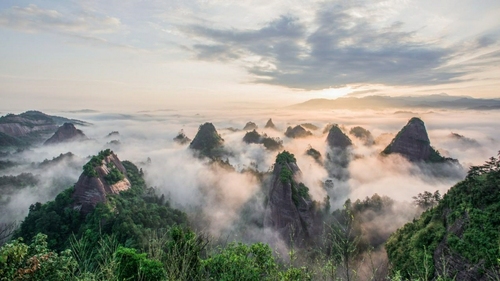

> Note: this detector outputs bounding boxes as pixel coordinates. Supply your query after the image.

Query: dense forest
[0,150,499,280]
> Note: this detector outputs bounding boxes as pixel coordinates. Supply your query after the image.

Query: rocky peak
[173,129,191,145]
[349,126,374,146]
[285,125,312,139]
[189,123,224,158]
[264,151,317,246]
[44,123,88,145]
[265,118,276,129]
[243,122,258,131]
[383,117,445,162]
[326,124,352,149]
[72,149,131,215]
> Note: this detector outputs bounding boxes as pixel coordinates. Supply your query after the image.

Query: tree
[412,190,441,209]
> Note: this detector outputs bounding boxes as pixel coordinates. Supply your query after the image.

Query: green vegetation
[242,130,261,144]
[306,147,322,163]
[276,150,296,164]
[0,173,39,189]
[103,166,125,185]
[386,154,500,280]
[82,149,113,177]
[0,233,76,280]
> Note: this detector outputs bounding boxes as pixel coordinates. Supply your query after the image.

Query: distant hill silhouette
[290,94,500,110]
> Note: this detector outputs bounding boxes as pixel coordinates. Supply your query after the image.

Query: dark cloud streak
[183,3,480,90]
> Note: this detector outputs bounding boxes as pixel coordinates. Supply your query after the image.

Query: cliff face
[264,152,317,246]
[72,151,131,215]
[326,125,352,149]
[44,123,88,145]
[383,117,444,162]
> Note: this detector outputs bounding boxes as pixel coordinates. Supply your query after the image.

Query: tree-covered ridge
[276,150,297,164]
[13,154,187,253]
[82,149,113,177]
[386,153,500,280]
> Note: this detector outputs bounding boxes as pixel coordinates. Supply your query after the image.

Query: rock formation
[264,118,276,130]
[44,123,88,145]
[243,122,258,131]
[383,117,446,162]
[72,150,131,215]
[242,130,262,144]
[0,111,89,139]
[349,126,374,146]
[264,151,318,246]
[300,123,319,131]
[106,131,120,138]
[189,123,224,158]
[242,130,283,151]
[285,125,313,139]
[305,147,322,165]
[326,125,352,149]
[173,129,191,145]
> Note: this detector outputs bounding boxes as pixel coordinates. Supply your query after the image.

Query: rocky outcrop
[44,123,88,145]
[173,130,191,145]
[264,151,318,246]
[383,117,447,162]
[349,126,374,146]
[326,125,352,149]
[72,150,130,215]
[243,130,283,151]
[265,118,276,130]
[243,122,258,131]
[285,125,312,139]
[189,123,224,158]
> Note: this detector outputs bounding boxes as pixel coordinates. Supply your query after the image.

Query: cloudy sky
[1,0,499,110]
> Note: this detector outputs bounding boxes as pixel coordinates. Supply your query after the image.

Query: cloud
[181,2,494,90]
[0,4,120,35]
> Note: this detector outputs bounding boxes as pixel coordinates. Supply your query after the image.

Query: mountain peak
[44,123,88,145]
[383,117,445,162]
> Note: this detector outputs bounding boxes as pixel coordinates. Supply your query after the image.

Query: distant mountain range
[290,94,500,110]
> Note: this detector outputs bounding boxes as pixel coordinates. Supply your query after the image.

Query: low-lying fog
[1,108,499,242]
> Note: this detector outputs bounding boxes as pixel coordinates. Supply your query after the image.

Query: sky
[1,0,499,111]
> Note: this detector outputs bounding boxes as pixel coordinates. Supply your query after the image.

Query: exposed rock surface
[284,125,312,139]
[44,123,88,145]
[0,111,89,138]
[243,122,258,131]
[264,151,318,246]
[72,151,130,215]
[189,123,224,158]
[264,118,276,129]
[383,117,447,162]
[326,125,352,149]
